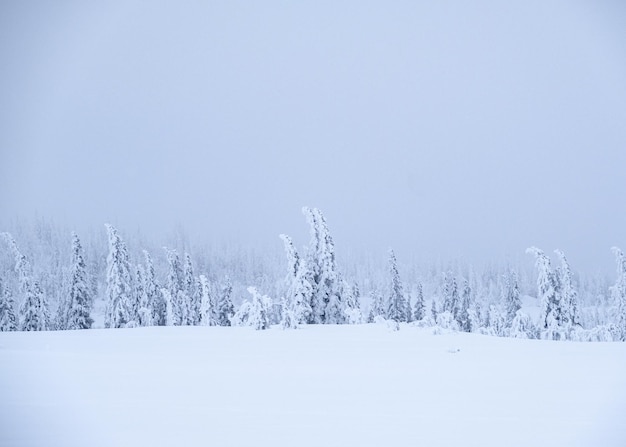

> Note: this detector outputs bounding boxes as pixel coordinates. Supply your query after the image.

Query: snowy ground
[1,324,625,447]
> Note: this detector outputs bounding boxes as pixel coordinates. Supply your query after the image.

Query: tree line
[1,208,625,341]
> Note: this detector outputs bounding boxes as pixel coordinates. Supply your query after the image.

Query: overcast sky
[1,1,625,274]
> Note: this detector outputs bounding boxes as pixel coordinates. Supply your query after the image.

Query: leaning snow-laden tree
[65,233,93,330]
[0,278,17,331]
[610,247,626,341]
[2,232,50,331]
[503,270,522,327]
[279,234,313,325]
[527,247,565,340]
[302,207,342,324]
[386,249,408,323]
[104,224,134,328]
[554,250,579,332]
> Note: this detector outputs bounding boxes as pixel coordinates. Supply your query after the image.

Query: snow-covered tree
[216,277,234,326]
[457,279,473,332]
[135,265,153,327]
[199,274,216,326]
[164,248,185,326]
[19,280,50,331]
[343,281,363,324]
[367,289,385,323]
[441,272,460,323]
[504,270,522,326]
[386,249,408,323]
[2,232,50,331]
[554,249,579,331]
[161,288,175,327]
[279,234,312,325]
[527,247,565,340]
[302,207,342,324]
[247,287,270,330]
[104,224,134,328]
[509,311,536,339]
[280,294,298,329]
[610,247,626,341]
[0,278,17,331]
[183,253,199,325]
[412,282,426,322]
[143,250,164,326]
[66,233,93,330]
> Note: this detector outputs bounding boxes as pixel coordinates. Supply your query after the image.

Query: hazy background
[1,1,625,274]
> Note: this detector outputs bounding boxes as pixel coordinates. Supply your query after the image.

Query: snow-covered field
[1,324,625,447]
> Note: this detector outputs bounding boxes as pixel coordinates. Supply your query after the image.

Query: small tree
[199,275,216,326]
[216,277,234,326]
[412,282,426,322]
[386,249,408,323]
[104,224,134,328]
[20,280,50,331]
[0,279,17,331]
[504,270,522,327]
[527,247,565,340]
[247,287,270,330]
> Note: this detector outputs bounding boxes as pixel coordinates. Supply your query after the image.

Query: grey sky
[1,1,625,274]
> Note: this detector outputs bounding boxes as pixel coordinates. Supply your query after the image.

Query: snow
[1,324,625,447]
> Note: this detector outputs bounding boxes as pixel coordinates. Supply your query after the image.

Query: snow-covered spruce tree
[441,272,460,323]
[342,280,363,324]
[457,279,473,332]
[66,233,93,330]
[164,248,185,326]
[104,224,134,329]
[216,277,234,326]
[161,288,175,327]
[199,274,217,326]
[504,270,522,327]
[386,249,408,323]
[554,249,579,332]
[280,294,297,329]
[20,280,51,331]
[367,289,385,323]
[412,282,426,322]
[143,250,165,326]
[509,311,536,339]
[135,265,153,327]
[610,247,626,340]
[0,278,17,331]
[2,232,50,331]
[247,287,270,330]
[183,253,200,325]
[302,207,342,324]
[527,247,565,340]
[279,234,313,325]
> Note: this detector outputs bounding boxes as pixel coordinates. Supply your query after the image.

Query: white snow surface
[1,324,625,447]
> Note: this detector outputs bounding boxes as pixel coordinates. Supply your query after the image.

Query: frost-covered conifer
[387,249,408,322]
[527,247,566,340]
[441,272,460,323]
[509,311,536,339]
[504,270,521,326]
[610,247,626,340]
[554,250,579,332]
[216,277,234,326]
[247,287,270,330]
[486,305,505,337]
[199,275,216,326]
[104,224,134,328]
[143,251,164,326]
[135,265,153,327]
[66,233,93,330]
[161,288,175,327]
[302,207,342,324]
[279,234,313,325]
[458,279,473,332]
[0,278,17,331]
[183,253,199,325]
[412,282,426,322]
[280,295,297,329]
[343,281,363,324]
[164,248,185,326]
[367,289,385,323]
[20,280,50,331]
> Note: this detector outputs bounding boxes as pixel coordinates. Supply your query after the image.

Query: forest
[1,207,625,341]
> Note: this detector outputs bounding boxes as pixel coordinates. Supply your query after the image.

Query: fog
[1,1,625,274]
